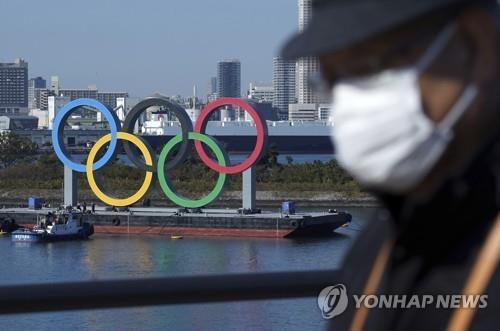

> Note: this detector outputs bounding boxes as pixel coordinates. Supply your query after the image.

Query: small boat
[11,211,94,243]
[170,235,183,240]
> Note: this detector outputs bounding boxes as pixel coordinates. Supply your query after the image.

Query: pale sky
[1,0,297,98]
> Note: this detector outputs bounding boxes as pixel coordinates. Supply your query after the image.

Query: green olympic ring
[158,132,229,208]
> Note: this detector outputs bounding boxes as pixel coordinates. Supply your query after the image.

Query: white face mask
[331,23,479,194]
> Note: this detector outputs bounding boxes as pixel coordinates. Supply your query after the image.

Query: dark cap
[281,0,478,59]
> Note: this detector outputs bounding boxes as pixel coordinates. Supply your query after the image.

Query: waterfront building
[97,92,129,109]
[59,87,98,101]
[207,93,218,103]
[28,77,47,110]
[217,59,241,98]
[0,59,29,115]
[96,95,140,125]
[50,76,60,96]
[209,77,217,94]
[116,96,140,114]
[0,115,38,131]
[115,97,127,122]
[29,76,46,89]
[58,86,128,109]
[318,104,333,122]
[38,89,53,111]
[107,96,140,132]
[29,108,49,128]
[244,99,279,122]
[207,77,217,102]
[273,56,296,120]
[185,85,202,122]
[215,59,241,121]
[48,95,71,130]
[288,103,318,121]
[248,82,274,103]
[296,0,322,105]
[287,0,329,121]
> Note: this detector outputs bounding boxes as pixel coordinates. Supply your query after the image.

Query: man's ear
[458,8,498,83]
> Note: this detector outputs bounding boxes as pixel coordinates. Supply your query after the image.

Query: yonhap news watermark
[318,284,489,320]
[352,293,488,309]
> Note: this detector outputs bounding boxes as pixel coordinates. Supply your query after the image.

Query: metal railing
[0,270,339,315]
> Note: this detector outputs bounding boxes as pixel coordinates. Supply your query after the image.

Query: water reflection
[0,207,376,331]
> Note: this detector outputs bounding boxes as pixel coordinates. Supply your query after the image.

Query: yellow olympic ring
[86,132,153,207]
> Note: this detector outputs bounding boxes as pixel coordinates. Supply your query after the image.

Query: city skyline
[1,0,296,98]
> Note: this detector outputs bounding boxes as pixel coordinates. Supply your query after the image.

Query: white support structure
[242,167,256,211]
[64,166,77,207]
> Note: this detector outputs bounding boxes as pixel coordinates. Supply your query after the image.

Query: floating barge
[0,207,351,238]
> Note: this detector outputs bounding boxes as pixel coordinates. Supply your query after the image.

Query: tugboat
[11,211,94,242]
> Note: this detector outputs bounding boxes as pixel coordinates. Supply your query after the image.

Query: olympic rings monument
[0,95,352,238]
[52,96,268,211]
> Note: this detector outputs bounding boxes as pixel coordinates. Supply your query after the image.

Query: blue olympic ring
[52,99,120,172]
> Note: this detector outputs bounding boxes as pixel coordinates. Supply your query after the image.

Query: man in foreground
[282,0,499,330]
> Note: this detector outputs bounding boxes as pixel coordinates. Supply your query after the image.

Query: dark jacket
[330,132,499,330]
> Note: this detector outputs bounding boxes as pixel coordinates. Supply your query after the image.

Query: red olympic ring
[194,98,267,175]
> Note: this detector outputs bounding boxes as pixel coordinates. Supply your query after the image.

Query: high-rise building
[248,82,274,103]
[209,77,217,94]
[28,77,47,110]
[207,77,217,102]
[29,77,46,89]
[50,76,60,96]
[217,59,241,98]
[0,58,28,115]
[38,89,53,111]
[297,0,322,105]
[288,0,325,121]
[273,56,296,120]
